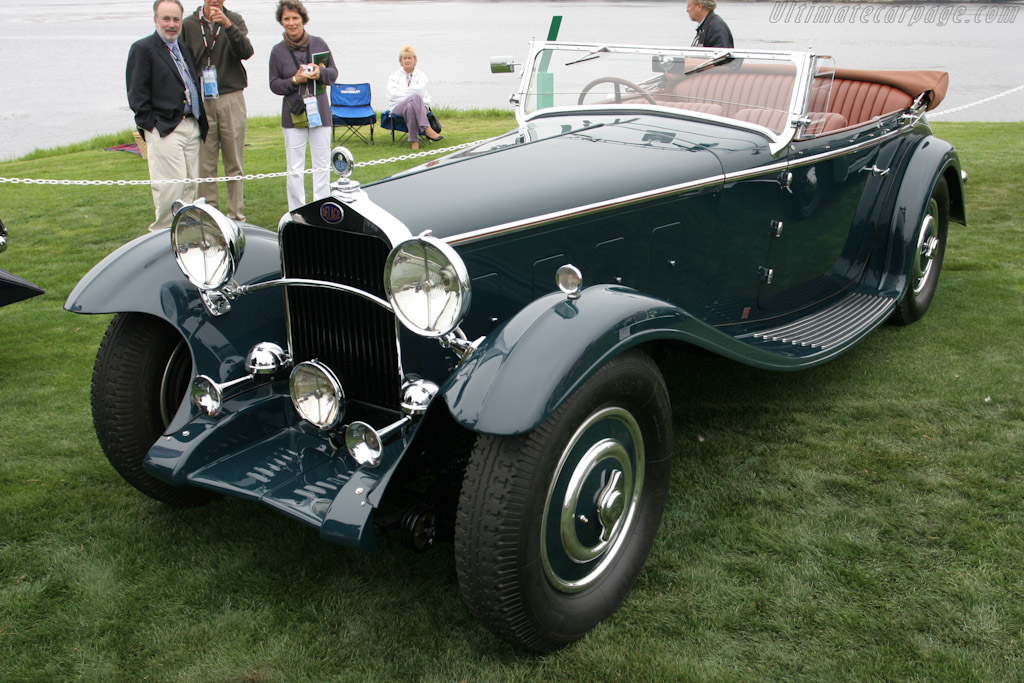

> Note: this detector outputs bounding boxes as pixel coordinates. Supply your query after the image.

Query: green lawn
[1,115,1022,681]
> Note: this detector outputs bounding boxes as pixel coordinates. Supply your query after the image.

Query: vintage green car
[67,41,964,651]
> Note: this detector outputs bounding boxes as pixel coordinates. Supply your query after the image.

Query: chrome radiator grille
[281,223,401,411]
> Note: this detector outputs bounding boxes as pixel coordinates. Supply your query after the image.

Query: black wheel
[91,312,214,507]
[889,176,949,326]
[578,77,658,105]
[454,350,673,652]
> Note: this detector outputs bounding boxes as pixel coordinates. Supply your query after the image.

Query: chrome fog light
[290,361,345,430]
[172,201,245,290]
[384,234,471,337]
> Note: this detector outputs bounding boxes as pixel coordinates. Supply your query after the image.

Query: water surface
[0,0,1020,160]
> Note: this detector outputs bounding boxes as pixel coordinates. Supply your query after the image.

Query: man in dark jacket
[127,0,209,231]
[687,0,734,48]
[182,0,253,221]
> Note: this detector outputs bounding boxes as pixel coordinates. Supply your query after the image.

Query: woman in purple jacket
[269,0,337,210]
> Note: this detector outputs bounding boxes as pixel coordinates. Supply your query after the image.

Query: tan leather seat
[663,101,725,116]
[672,73,794,118]
[731,108,788,132]
[810,79,912,127]
[729,109,847,136]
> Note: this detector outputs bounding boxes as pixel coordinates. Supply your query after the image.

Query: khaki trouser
[144,116,200,232]
[198,89,247,222]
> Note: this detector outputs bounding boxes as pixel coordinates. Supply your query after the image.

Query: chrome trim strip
[448,116,907,248]
[447,175,724,246]
[786,124,906,169]
[236,278,393,312]
[721,160,791,184]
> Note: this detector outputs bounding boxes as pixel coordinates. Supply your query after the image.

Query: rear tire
[889,176,949,326]
[454,350,672,651]
[91,312,213,507]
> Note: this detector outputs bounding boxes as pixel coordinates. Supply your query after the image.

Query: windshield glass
[524,46,801,134]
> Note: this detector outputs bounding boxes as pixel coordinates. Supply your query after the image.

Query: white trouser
[283,124,332,211]
[144,116,200,231]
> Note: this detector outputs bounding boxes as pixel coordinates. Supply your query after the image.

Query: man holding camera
[182,0,253,222]
[127,0,209,232]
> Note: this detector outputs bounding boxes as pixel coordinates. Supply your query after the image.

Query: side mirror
[490,56,517,74]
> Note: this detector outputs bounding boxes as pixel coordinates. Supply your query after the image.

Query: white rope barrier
[0,140,482,187]
[928,83,1024,119]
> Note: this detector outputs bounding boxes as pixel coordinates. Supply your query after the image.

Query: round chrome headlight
[289,361,345,430]
[384,235,471,337]
[171,202,245,290]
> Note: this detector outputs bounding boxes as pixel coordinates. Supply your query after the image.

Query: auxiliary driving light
[289,361,345,430]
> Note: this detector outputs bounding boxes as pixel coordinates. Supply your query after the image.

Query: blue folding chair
[380,109,438,144]
[379,110,409,144]
[331,83,376,144]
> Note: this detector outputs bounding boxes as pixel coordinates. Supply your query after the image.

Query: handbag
[288,92,308,128]
[427,111,442,134]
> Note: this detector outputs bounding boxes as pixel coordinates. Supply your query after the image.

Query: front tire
[91,312,213,507]
[454,350,673,652]
[889,176,949,326]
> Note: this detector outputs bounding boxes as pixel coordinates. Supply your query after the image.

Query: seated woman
[386,45,443,150]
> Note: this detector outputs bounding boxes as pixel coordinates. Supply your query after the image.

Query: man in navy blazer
[127,0,209,231]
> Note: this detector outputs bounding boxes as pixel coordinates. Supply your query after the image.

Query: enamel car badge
[320,202,344,224]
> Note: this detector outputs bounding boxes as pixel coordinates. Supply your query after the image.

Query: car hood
[363,113,771,242]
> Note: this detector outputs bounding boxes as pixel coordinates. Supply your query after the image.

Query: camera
[302,64,316,75]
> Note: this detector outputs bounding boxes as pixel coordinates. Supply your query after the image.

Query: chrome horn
[192,342,291,416]
[343,378,439,467]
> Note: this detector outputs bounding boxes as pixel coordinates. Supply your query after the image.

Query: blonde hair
[398,45,417,65]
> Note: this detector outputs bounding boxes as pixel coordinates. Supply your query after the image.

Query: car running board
[749,292,895,351]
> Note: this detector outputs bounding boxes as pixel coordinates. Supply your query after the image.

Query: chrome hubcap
[596,469,625,543]
[913,199,940,295]
[542,406,644,593]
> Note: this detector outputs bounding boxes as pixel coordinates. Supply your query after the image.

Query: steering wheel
[577,77,657,106]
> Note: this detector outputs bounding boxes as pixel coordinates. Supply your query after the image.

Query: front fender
[442,285,690,436]
[65,224,282,318]
[65,224,287,432]
[878,135,963,297]
[0,268,44,307]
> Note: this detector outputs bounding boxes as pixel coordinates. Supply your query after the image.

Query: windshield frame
[508,41,819,155]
